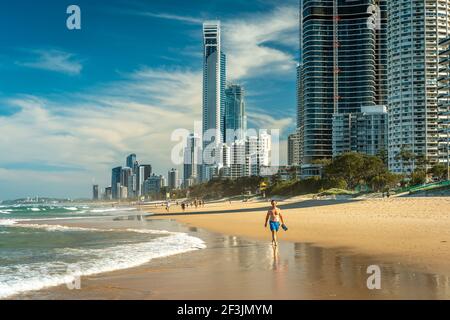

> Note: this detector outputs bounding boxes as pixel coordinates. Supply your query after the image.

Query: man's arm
[264,211,270,227]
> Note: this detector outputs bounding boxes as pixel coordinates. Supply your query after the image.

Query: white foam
[0,232,205,299]
[90,207,137,213]
[0,219,17,226]
[30,208,41,212]
[63,207,79,211]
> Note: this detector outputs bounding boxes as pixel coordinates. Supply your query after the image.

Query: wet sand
[15,213,450,300]
[148,197,450,277]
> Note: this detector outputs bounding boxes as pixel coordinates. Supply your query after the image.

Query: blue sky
[0,0,298,199]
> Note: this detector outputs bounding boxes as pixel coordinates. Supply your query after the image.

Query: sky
[0,0,299,200]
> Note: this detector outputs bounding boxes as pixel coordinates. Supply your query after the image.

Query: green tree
[324,153,366,189]
[395,147,415,171]
[410,170,426,186]
[428,164,447,181]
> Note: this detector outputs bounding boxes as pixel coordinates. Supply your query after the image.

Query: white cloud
[138,12,203,24]
[247,107,294,136]
[223,6,298,79]
[132,6,299,79]
[0,5,298,198]
[0,68,202,198]
[16,49,83,75]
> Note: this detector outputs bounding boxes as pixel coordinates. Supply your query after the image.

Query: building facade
[387,0,450,173]
[225,84,247,144]
[111,166,122,199]
[92,185,99,201]
[298,0,387,164]
[168,168,180,190]
[126,154,136,170]
[143,174,163,196]
[138,164,152,197]
[438,37,450,176]
[202,21,226,179]
[288,130,301,166]
[183,133,203,187]
[332,105,388,157]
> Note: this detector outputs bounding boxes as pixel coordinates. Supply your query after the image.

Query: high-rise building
[168,168,179,190]
[388,0,450,173]
[225,84,246,144]
[92,185,99,201]
[230,140,246,179]
[298,0,387,164]
[120,167,132,189]
[202,21,226,180]
[143,174,163,196]
[438,37,450,177]
[138,165,152,196]
[104,187,112,200]
[288,131,301,166]
[111,166,122,199]
[332,105,388,157]
[184,133,202,187]
[127,174,137,198]
[126,154,136,170]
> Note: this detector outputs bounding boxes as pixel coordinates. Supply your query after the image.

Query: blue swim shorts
[269,221,280,232]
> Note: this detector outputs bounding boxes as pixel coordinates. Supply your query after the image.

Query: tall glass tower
[202,21,226,181]
[225,84,247,144]
[202,21,226,149]
[298,0,387,164]
[387,0,450,173]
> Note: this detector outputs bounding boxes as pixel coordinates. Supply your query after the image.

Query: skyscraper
[202,21,226,179]
[126,154,136,169]
[184,133,202,187]
[168,168,179,191]
[138,164,152,196]
[92,185,99,201]
[288,131,300,166]
[387,0,450,173]
[225,84,246,144]
[298,0,387,164]
[111,166,122,199]
[438,37,450,178]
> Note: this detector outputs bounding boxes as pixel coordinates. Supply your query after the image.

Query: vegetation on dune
[169,152,448,201]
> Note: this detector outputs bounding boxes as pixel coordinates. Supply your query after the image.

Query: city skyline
[0,0,298,200]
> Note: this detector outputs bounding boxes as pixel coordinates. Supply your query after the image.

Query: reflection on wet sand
[207,232,450,299]
[17,217,450,300]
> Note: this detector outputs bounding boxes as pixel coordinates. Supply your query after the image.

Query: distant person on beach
[165,201,171,212]
[264,200,285,247]
[181,203,185,211]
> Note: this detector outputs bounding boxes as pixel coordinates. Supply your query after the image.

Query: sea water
[0,204,205,299]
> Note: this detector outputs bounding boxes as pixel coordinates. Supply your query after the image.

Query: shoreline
[13,214,450,300]
[7,196,450,299]
[145,196,450,277]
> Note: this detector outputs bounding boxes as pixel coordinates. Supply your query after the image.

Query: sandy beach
[148,196,450,276]
[11,196,450,300]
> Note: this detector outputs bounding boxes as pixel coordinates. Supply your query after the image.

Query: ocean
[0,203,206,299]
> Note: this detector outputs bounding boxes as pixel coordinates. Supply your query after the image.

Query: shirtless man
[264,200,285,246]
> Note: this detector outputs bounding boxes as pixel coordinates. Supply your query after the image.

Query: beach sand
[14,196,450,300]
[148,197,450,276]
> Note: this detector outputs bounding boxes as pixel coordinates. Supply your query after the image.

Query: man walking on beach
[265,200,285,246]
